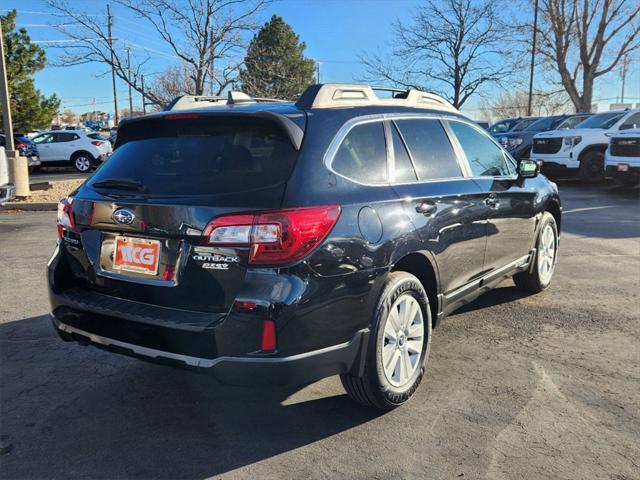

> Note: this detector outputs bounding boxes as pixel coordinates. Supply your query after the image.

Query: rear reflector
[261,320,277,352]
[203,205,341,265]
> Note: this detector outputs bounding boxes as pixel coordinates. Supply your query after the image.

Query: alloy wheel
[537,224,557,283]
[381,294,425,388]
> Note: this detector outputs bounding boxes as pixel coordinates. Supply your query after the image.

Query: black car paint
[48,101,561,385]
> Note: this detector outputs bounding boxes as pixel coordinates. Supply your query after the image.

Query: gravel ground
[0,181,638,480]
[10,179,84,203]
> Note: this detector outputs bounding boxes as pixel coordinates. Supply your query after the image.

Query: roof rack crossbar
[166,92,289,111]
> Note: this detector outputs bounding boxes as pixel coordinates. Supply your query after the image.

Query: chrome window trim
[324,112,473,188]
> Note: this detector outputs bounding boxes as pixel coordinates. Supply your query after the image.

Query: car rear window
[89,116,297,196]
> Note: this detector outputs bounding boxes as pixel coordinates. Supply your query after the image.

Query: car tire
[578,151,605,183]
[514,212,558,293]
[71,153,94,173]
[340,271,432,410]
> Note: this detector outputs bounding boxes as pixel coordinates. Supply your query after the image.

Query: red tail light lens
[203,205,341,265]
[57,198,75,239]
[91,140,104,146]
[260,319,277,352]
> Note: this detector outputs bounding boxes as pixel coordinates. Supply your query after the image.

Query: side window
[620,113,640,130]
[332,122,388,184]
[395,119,462,180]
[449,121,515,177]
[390,123,417,183]
[55,133,76,142]
[33,133,54,144]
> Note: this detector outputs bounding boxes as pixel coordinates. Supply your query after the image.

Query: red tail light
[260,319,277,352]
[203,205,341,265]
[15,142,27,150]
[91,140,104,146]
[57,198,75,240]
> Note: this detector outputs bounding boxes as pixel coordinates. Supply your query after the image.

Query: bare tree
[360,0,514,109]
[46,0,270,107]
[147,63,198,106]
[535,0,640,112]
[481,88,571,119]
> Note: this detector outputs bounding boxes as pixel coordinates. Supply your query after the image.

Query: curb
[1,202,57,211]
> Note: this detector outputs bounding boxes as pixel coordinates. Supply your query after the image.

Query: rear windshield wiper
[92,178,147,192]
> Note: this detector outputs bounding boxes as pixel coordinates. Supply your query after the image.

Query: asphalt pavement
[29,167,91,185]
[0,181,638,479]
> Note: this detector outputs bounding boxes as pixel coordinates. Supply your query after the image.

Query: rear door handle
[416,201,437,216]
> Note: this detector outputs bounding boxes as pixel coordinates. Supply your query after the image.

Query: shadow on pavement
[0,315,382,479]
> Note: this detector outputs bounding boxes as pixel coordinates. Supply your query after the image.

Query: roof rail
[295,83,459,112]
[166,92,288,111]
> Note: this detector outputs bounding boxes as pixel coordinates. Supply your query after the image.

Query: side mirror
[518,159,539,179]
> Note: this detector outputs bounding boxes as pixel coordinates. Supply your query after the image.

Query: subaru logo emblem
[112,209,135,225]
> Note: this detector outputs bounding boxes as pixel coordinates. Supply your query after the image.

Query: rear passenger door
[389,118,489,298]
[52,132,81,161]
[447,120,537,274]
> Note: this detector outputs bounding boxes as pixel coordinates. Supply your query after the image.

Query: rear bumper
[52,314,368,386]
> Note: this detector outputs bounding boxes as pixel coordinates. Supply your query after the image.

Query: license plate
[113,236,161,275]
[617,163,629,172]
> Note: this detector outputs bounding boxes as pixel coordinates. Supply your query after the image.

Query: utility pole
[526,0,539,117]
[141,75,146,114]
[107,4,119,126]
[126,47,133,115]
[0,20,29,196]
[620,54,630,103]
[316,62,321,84]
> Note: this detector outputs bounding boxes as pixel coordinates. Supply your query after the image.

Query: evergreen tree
[1,10,60,132]
[240,15,315,100]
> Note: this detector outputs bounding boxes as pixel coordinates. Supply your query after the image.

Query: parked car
[605,128,640,186]
[49,84,561,410]
[531,109,640,182]
[31,129,112,172]
[494,113,592,160]
[0,133,41,173]
[0,147,16,204]
[488,116,538,135]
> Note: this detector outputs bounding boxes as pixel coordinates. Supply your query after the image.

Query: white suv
[31,130,113,172]
[605,128,640,186]
[531,109,640,182]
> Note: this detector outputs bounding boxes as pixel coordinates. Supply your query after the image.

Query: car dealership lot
[0,182,638,480]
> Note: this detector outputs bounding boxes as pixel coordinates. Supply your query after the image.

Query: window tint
[526,116,561,132]
[577,112,625,129]
[332,122,388,184]
[391,123,417,183]
[488,119,517,134]
[512,118,538,131]
[395,119,461,180]
[558,115,590,129]
[89,117,297,196]
[87,133,105,140]
[449,121,515,177]
[620,112,640,130]
[55,133,78,142]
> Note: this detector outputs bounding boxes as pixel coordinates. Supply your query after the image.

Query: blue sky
[3,0,639,118]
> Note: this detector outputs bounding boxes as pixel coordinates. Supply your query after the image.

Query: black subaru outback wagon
[49,84,561,409]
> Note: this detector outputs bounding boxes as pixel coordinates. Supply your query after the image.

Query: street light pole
[127,47,133,115]
[527,0,539,117]
[107,4,119,126]
[0,19,29,196]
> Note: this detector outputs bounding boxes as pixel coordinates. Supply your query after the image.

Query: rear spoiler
[115,110,305,151]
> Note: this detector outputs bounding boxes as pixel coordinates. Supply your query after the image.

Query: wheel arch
[578,144,608,162]
[545,197,562,233]
[70,150,96,162]
[390,252,440,328]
